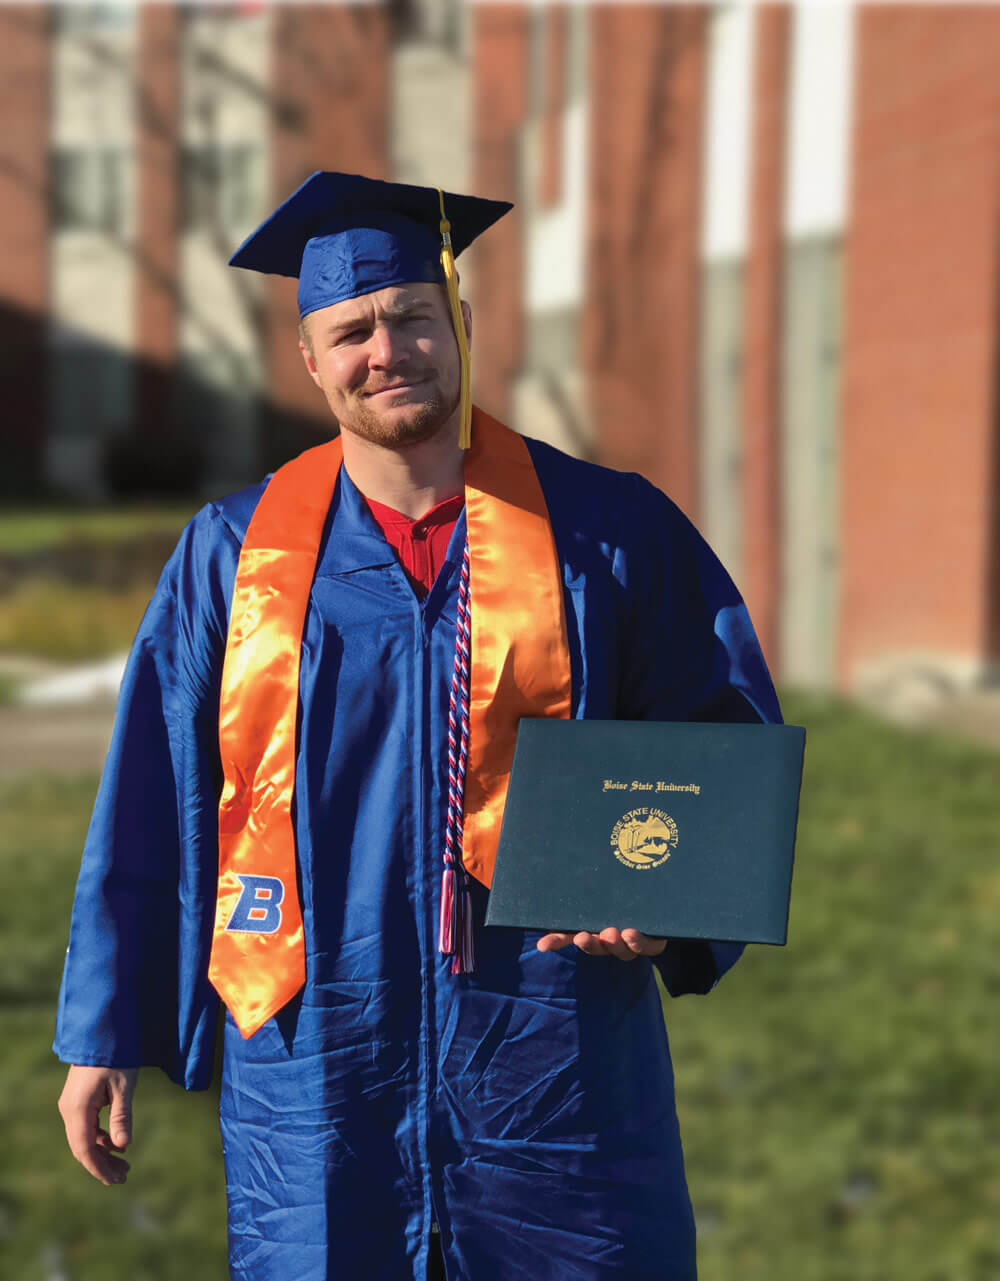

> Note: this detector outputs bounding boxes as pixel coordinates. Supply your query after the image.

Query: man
[55,172,780,1281]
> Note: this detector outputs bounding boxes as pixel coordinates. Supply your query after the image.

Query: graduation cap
[229,171,513,448]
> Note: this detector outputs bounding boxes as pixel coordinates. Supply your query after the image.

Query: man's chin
[341,395,456,448]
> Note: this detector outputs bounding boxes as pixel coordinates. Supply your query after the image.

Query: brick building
[3,3,1000,700]
[0,1,397,501]
[471,4,1000,699]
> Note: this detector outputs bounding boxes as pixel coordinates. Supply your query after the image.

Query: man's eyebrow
[319,300,432,338]
[320,315,368,338]
[381,300,433,320]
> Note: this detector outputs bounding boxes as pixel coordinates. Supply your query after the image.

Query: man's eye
[335,329,366,345]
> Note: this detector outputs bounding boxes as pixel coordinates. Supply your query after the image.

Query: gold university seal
[610,807,678,870]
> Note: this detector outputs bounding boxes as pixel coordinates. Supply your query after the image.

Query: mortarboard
[228,171,513,448]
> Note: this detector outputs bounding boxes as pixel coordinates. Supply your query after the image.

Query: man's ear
[299,339,322,390]
[460,299,472,350]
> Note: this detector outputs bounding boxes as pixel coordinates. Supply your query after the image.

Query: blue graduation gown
[54,436,781,1280]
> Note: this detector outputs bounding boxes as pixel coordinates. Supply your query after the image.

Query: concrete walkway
[0,654,119,780]
[2,652,999,783]
[0,700,115,780]
[920,689,1000,753]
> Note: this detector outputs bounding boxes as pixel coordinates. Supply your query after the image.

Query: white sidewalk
[15,654,127,706]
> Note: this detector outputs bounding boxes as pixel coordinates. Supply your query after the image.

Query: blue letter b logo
[226,875,285,935]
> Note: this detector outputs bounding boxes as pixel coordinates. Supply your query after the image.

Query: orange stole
[461,411,573,886]
[208,409,571,1038]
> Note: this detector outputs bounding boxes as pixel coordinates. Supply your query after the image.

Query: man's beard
[339,374,459,448]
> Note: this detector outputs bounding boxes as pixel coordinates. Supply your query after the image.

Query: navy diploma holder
[484,719,806,945]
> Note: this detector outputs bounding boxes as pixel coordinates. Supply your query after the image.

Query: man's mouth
[365,378,427,398]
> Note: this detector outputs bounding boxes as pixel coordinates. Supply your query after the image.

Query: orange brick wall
[0,6,49,495]
[537,4,567,211]
[740,5,790,675]
[838,7,1000,684]
[135,5,181,434]
[470,4,529,425]
[267,4,390,435]
[583,4,707,517]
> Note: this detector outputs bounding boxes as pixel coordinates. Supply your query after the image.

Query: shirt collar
[364,492,465,532]
[314,464,398,576]
[314,462,468,578]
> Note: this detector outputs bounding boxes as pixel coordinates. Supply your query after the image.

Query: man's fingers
[537,927,669,960]
[63,1108,129,1186]
[95,1129,132,1176]
[108,1082,133,1150]
[95,1128,127,1155]
[89,1149,130,1186]
[68,1129,129,1186]
[576,933,613,956]
[597,927,638,960]
[621,928,668,957]
[536,931,575,951]
[58,1065,138,1186]
[62,1099,101,1170]
[536,930,621,957]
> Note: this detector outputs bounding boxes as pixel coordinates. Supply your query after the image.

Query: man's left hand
[536,927,667,961]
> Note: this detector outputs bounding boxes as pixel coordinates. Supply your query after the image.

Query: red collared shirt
[364,493,465,598]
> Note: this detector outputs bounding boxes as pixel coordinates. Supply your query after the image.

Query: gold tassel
[437,188,472,450]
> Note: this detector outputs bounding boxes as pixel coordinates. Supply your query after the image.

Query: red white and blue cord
[439,537,475,973]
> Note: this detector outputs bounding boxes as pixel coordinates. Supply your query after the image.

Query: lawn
[0,505,196,663]
[0,776,228,1281]
[672,693,1000,1280]
[0,580,164,662]
[0,506,197,557]
[0,502,198,660]
[1,692,997,1279]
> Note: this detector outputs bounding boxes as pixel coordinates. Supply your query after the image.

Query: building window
[181,144,265,237]
[49,339,133,442]
[51,4,136,34]
[52,148,129,234]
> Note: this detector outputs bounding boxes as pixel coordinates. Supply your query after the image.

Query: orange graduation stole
[208,409,572,1038]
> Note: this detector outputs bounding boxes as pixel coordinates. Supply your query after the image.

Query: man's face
[299,282,471,449]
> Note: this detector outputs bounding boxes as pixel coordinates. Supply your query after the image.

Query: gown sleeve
[615,474,783,998]
[52,504,240,1090]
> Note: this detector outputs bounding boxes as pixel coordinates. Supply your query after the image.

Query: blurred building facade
[2,2,1000,700]
[0,0,398,502]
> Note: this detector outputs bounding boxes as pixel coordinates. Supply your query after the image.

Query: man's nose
[368,322,407,370]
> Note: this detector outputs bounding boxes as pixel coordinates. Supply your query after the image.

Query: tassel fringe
[438,537,475,974]
[437,188,472,450]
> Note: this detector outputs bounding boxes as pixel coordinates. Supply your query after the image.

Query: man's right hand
[58,1064,138,1186]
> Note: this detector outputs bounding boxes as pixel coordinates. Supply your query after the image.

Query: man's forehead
[311,283,442,330]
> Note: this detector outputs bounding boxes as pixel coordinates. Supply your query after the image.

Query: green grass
[0,580,158,662]
[0,506,196,556]
[0,505,195,662]
[668,691,1000,1281]
[1,695,998,1278]
[0,776,228,1281]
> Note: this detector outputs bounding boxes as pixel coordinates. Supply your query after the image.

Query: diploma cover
[484,720,805,945]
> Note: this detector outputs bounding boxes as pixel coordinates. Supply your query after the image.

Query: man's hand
[58,1065,138,1186]
[536,927,668,961]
